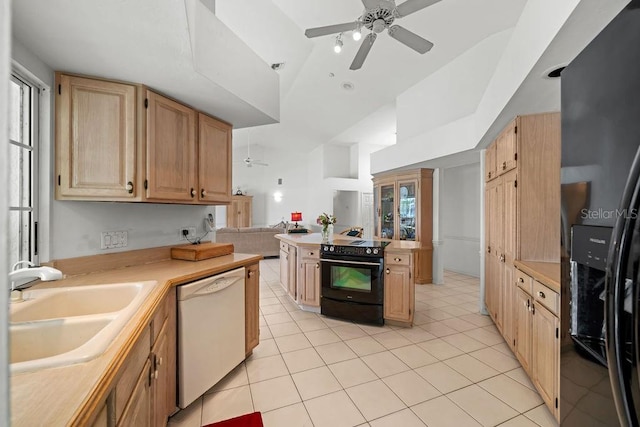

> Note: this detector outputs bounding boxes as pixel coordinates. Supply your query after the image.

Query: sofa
[215,227,284,257]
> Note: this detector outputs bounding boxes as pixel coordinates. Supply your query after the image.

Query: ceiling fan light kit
[305,0,440,70]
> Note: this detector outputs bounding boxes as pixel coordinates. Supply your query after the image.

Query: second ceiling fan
[304,0,440,70]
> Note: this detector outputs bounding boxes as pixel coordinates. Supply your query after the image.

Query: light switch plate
[101,231,128,249]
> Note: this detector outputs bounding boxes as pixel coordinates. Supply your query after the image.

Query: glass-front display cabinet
[372,169,433,282]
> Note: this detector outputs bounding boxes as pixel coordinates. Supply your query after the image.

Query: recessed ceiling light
[341,81,355,91]
[271,62,285,71]
[543,64,566,79]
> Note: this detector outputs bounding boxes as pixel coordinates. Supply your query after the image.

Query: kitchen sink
[9,281,158,374]
[11,282,154,323]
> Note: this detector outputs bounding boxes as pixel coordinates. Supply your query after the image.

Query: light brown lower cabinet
[298,248,320,307]
[511,268,559,420]
[245,263,260,356]
[119,358,152,427]
[383,250,415,325]
[106,289,177,427]
[279,242,297,300]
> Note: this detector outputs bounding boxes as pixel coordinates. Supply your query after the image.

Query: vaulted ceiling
[12,0,527,153]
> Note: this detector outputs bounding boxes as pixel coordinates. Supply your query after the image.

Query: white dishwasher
[177,267,245,408]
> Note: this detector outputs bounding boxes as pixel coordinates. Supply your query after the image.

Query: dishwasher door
[177,267,245,408]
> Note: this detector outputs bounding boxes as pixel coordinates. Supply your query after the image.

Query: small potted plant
[317,212,336,241]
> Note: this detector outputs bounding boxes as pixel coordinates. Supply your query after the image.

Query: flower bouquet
[317,212,336,240]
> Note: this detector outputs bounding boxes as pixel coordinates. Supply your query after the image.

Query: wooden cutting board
[170,242,234,261]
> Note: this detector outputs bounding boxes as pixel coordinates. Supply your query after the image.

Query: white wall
[1,0,10,420]
[227,140,381,232]
[441,163,481,277]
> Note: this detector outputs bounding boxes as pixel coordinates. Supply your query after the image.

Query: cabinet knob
[309,252,314,256]
[201,189,206,198]
[248,270,253,278]
[190,188,195,198]
[394,257,401,262]
[518,277,524,283]
[157,356,163,366]
[316,263,319,269]
[386,268,390,274]
[488,172,492,179]
[538,291,546,299]
[487,246,491,254]
[502,161,507,170]
[126,181,133,194]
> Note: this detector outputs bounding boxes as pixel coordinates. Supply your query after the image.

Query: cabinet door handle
[386,268,390,274]
[394,257,401,262]
[532,304,536,315]
[126,181,133,194]
[538,291,546,299]
[190,188,195,198]
[157,356,163,366]
[502,161,507,170]
[201,189,206,198]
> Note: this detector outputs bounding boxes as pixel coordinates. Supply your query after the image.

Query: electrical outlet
[101,231,128,249]
[204,213,215,231]
[179,227,196,240]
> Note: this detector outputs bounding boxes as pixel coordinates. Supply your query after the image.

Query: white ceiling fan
[242,130,268,168]
[305,0,440,70]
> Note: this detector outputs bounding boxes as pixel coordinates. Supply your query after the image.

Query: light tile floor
[169,259,558,427]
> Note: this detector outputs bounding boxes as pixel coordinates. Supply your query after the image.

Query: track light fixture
[334,33,343,53]
[353,23,362,41]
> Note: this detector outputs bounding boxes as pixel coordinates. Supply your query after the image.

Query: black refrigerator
[561,1,640,425]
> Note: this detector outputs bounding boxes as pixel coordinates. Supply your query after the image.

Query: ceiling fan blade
[395,0,441,17]
[350,33,377,70]
[388,25,433,54]
[361,0,381,9]
[305,22,358,38]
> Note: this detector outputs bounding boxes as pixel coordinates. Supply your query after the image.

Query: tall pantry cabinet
[484,114,560,341]
[484,112,561,419]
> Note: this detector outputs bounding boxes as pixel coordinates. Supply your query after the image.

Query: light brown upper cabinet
[55,74,138,200]
[145,90,197,202]
[226,195,253,228]
[496,120,517,175]
[55,72,232,205]
[485,142,497,182]
[198,113,232,204]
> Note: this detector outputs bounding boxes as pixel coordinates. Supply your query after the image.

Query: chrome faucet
[9,260,63,291]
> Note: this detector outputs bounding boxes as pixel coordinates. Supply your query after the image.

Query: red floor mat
[203,412,263,427]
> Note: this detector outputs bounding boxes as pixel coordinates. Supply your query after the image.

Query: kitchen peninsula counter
[276,232,421,326]
[11,247,262,427]
[275,232,424,251]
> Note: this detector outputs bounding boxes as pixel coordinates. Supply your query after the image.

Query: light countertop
[275,232,424,251]
[514,260,561,293]
[11,251,262,427]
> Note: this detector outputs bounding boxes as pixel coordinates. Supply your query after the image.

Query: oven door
[320,256,384,305]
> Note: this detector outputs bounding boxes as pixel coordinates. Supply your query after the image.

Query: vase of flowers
[317,212,336,241]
